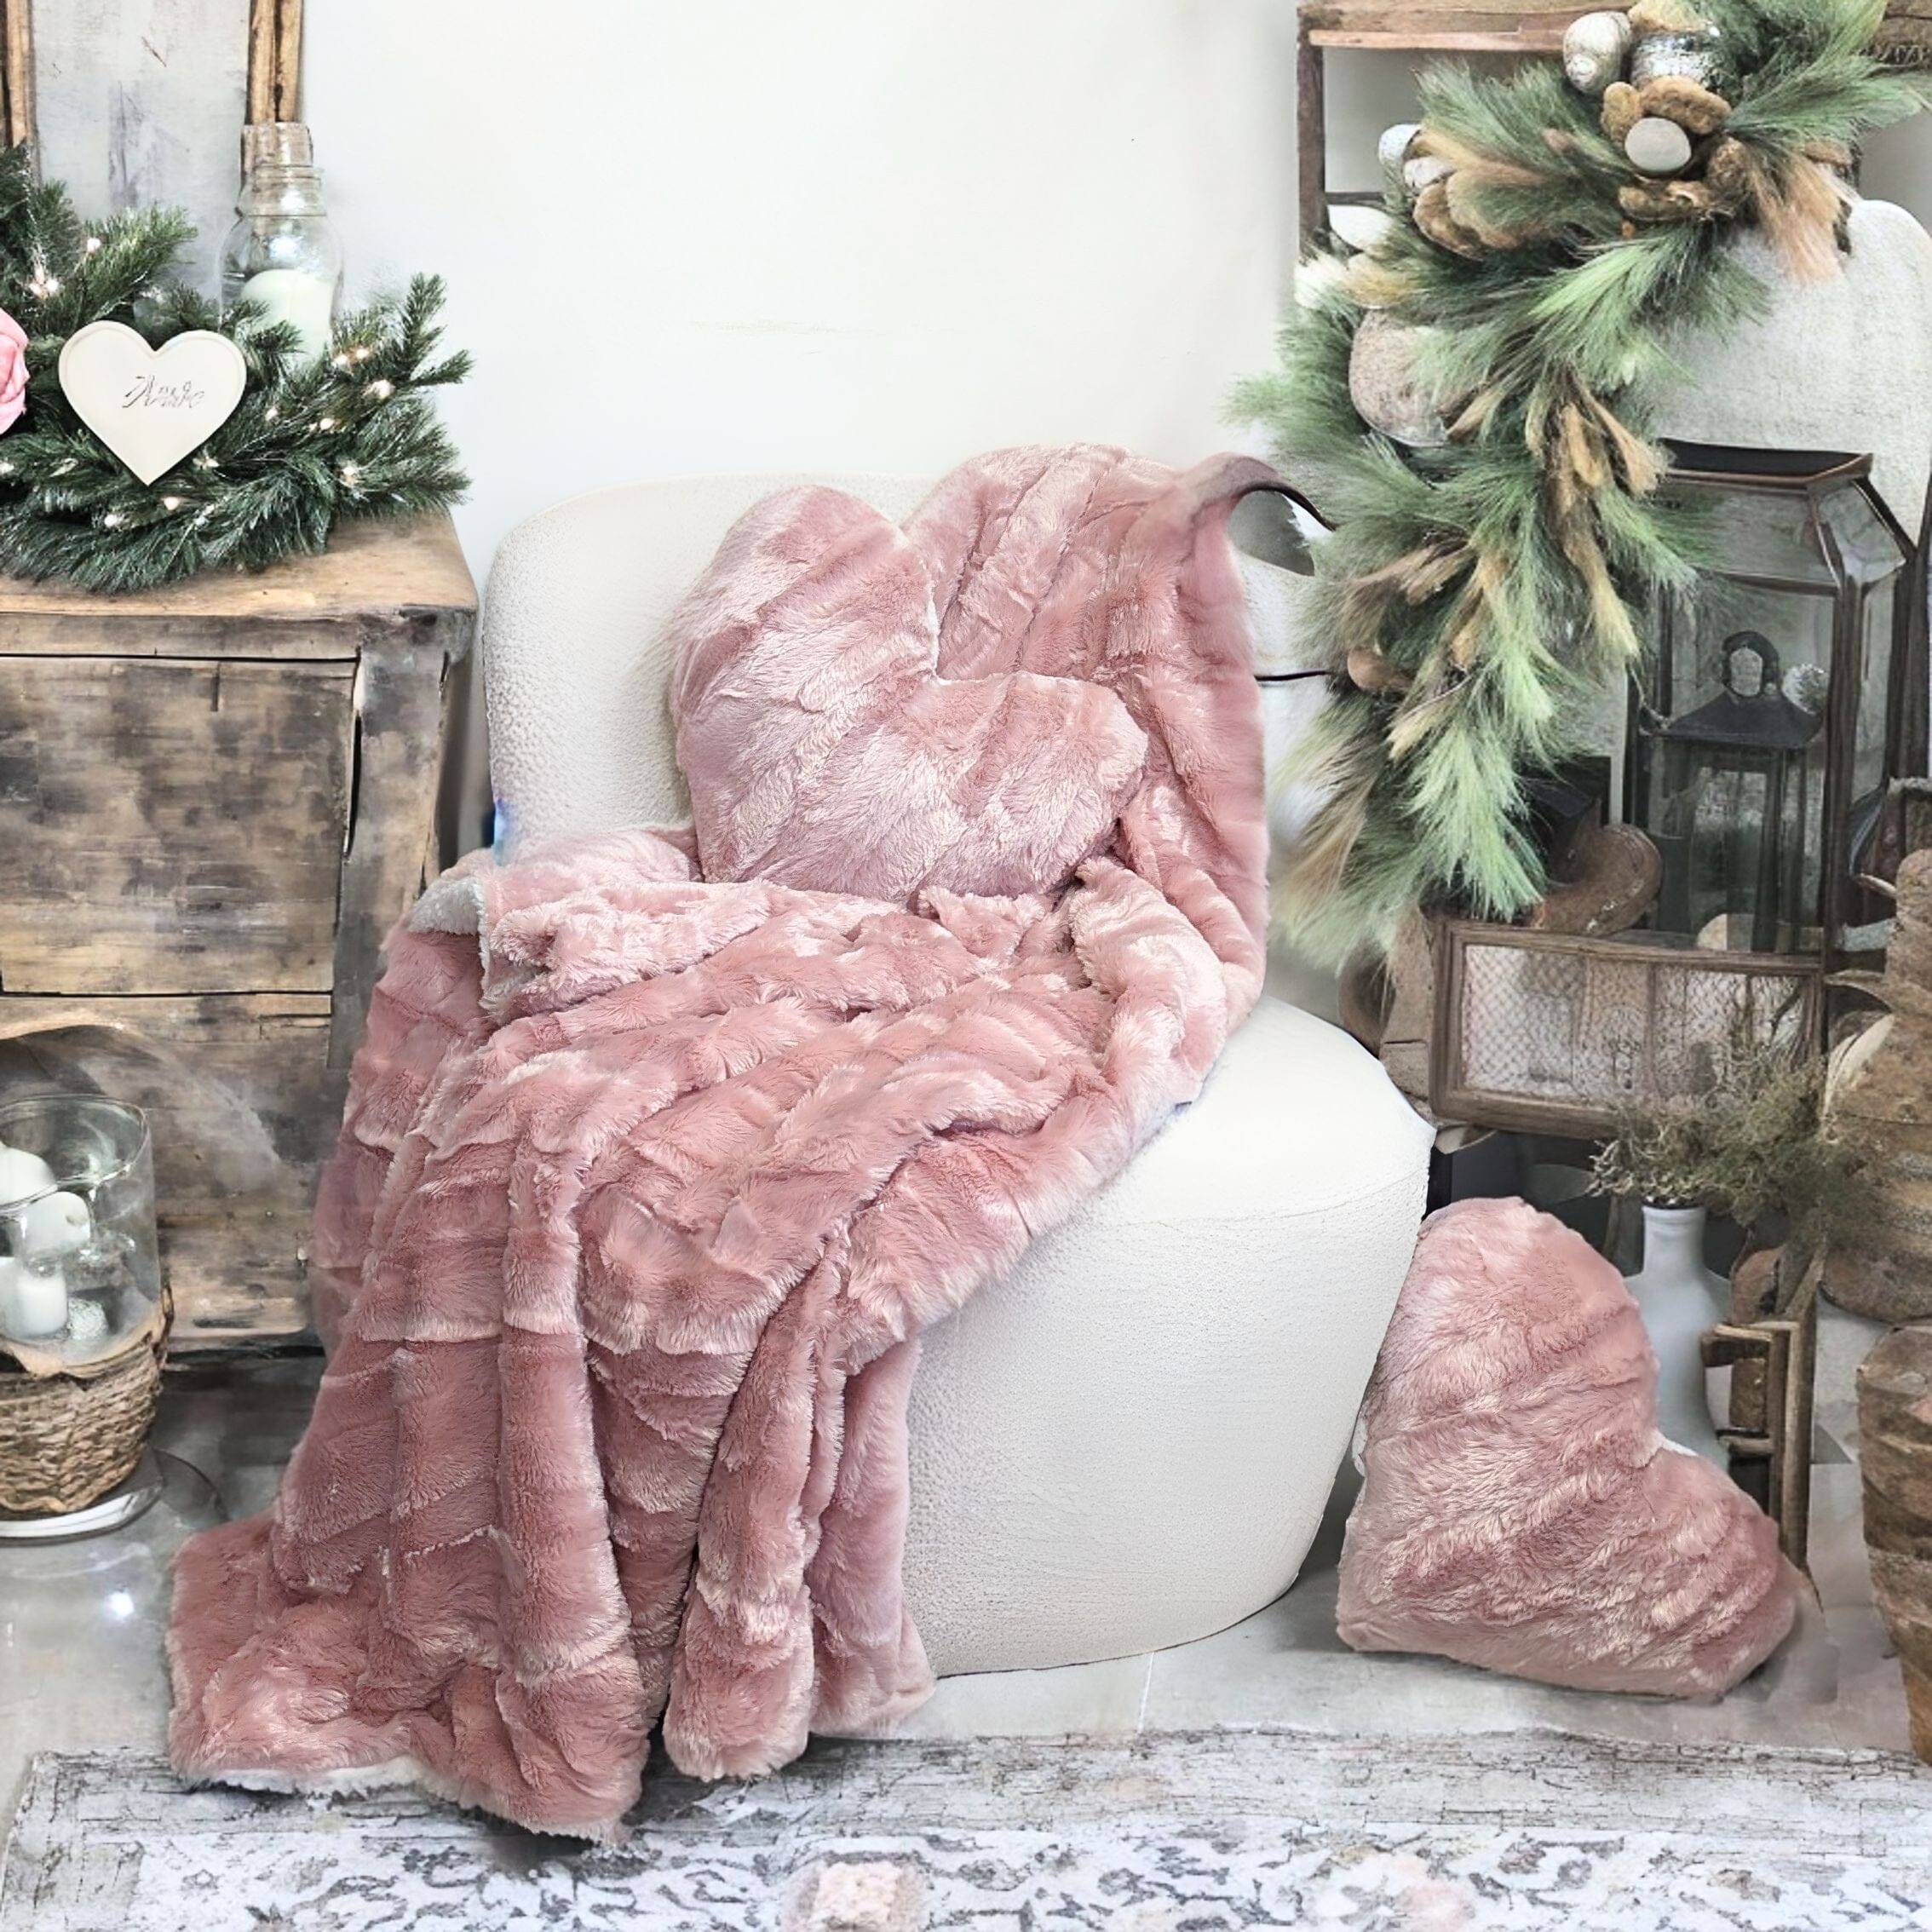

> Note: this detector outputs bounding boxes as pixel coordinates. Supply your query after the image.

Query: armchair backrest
[484,474,934,857]
[482,470,1324,861]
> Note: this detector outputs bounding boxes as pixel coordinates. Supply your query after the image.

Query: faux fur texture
[1337,1199,1797,1698]
[168,446,1279,1838]
[674,487,1150,902]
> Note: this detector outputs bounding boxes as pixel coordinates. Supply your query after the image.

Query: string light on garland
[1237,0,1929,966]
[0,142,469,593]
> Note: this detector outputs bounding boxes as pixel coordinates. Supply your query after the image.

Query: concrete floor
[0,1303,1911,1833]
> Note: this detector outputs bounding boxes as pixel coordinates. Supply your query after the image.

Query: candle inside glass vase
[221,123,344,360]
[240,267,338,360]
[0,1102,156,1364]
[0,1143,70,1340]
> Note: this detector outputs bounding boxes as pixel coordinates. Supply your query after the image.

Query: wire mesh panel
[1435,923,1820,1135]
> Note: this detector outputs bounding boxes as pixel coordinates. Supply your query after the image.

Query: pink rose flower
[0,307,28,434]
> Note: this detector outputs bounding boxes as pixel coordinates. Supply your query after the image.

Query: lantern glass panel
[1641,581,1831,956]
[1854,575,1899,804]
[1703,485,1837,586]
[1629,447,1918,967]
[1815,485,1908,847]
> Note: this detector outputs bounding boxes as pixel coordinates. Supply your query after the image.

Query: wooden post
[1860,1323,1932,1762]
[0,0,33,152]
[1297,20,1329,256]
[247,0,303,127]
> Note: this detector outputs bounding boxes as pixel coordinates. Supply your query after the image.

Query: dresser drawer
[0,655,354,996]
[0,512,475,1350]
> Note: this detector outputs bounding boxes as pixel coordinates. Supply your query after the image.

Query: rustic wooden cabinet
[0,515,476,1351]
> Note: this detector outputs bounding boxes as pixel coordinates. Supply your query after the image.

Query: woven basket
[0,1291,169,1516]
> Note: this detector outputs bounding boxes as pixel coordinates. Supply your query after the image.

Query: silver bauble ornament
[1378,122,1423,200]
[1624,115,1694,175]
[1349,312,1454,449]
[1630,26,1724,90]
[1562,12,1634,95]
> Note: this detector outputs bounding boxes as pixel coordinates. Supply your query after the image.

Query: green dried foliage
[1237,0,1928,967]
[0,144,469,591]
[1590,1036,1870,1251]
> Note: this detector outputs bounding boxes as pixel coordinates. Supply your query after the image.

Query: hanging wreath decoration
[0,143,469,594]
[1238,0,1927,967]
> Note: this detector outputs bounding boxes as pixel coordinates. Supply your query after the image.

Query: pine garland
[0,144,469,592]
[1238,0,1926,967]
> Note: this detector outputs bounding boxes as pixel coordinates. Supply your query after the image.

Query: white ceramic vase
[1623,1203,1730,1463]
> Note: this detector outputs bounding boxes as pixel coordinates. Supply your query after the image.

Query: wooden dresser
[0,515,476,1351]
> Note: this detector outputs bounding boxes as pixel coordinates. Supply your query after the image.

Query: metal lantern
[1627,444,1926,969]
[1646,631,1822,954]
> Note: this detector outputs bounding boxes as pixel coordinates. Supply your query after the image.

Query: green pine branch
[1237,0,1926,965]
[0,145,469,593]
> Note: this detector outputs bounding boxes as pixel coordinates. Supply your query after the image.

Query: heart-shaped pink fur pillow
[1339,1198,1797,1698]
[669,486,1148,902]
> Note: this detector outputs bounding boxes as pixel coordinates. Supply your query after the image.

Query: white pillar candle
[20,1191,90,1257]
[241,267,336,360]
[0,1256,67,1340]
[0,1143,57,1206]
[0,1141,74,1341]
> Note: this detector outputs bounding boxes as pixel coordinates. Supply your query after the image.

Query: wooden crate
[0,515,475,1352]
[1704,1246,1820,1572]
[1429,921,1823,1139]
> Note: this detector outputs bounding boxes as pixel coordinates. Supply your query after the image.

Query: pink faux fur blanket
[169,446,1279,1837]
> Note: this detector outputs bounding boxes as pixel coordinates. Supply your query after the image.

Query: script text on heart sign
[121,374,208,411]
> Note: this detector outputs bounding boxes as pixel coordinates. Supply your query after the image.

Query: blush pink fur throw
[168,446,1279,1837]
[1337,1198,1797,1698]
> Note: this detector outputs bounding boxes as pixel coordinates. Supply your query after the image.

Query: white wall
[301,7,1928,831]
[305,9,1932,591]
[305,0,1301,592]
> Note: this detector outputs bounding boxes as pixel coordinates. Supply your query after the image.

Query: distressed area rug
[7,1730,1932,1931]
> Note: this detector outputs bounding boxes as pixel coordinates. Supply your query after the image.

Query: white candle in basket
[0,1256,66,1339]
[0,1141,73,1340]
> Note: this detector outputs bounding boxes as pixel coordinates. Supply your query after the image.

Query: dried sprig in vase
[1592,1038,1866,1458]
[1592,1043,1862,1256]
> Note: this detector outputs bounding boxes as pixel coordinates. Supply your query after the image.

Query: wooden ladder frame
[1297,4,1591,249]
[0,0,302,154]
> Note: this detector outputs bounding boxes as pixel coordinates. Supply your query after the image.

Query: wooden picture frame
[1430,921,1824,1138]
[0,1,32,151]
[0,0,301,156]
[247,0,303,127]
[1296,3,1591,248]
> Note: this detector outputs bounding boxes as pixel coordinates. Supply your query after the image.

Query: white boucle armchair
[481,471,1433,1678]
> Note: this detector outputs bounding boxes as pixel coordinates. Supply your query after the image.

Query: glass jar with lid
[218,122,344,360]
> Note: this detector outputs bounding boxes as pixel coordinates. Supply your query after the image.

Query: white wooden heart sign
[57,321,248,486]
